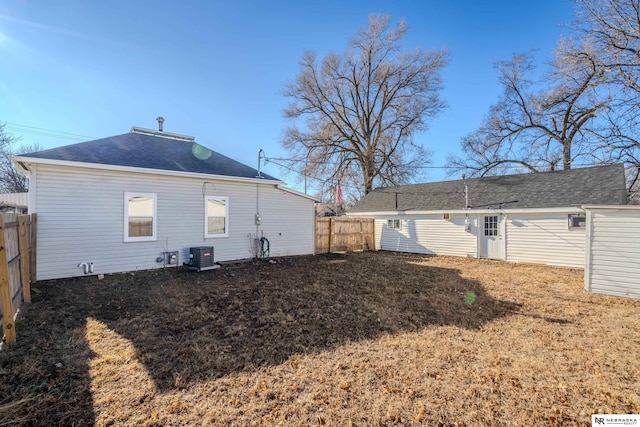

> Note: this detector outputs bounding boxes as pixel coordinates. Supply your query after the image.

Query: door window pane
[484,215,498,236]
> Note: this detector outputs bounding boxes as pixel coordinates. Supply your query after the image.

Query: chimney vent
[156,116,165,132]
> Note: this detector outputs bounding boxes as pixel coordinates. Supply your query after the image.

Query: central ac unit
[188,246,218,271]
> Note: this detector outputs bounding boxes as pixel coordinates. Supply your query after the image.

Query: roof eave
[348,206,586,215]
[10,157,32,177]
[13,156,284,186]
[582,204,640,210]
[276,185,320,202]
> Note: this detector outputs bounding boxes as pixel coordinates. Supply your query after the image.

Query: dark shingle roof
[19,130,279,181]
[349,164,627,212]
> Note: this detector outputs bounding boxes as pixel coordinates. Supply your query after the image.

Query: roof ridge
[375,164,623,190]
[130,127,195,142]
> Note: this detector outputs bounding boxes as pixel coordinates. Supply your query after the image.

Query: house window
[205,196,228,238]
[568,214,586,229]
[124,192,157,242]
[387,219,401,230]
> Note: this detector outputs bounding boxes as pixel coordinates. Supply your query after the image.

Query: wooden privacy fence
[316,217,374,254]
[0,213,37,344]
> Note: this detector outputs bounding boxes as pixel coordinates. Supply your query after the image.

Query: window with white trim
[568,214,586,229]
[387,219,401,230]
[124,192,157,242]
[205,196,229,238]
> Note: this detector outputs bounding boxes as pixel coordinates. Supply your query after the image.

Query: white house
[12,124,317,280]
[348,165,628,268]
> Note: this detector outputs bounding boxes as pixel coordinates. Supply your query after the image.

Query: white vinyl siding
[363,210,586,268]
[33,164,315,280]
[585,208,640,299]
[505,213,585,268]
[375,214,477,257]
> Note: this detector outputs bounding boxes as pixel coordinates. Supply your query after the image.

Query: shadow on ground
[0,251,521,424]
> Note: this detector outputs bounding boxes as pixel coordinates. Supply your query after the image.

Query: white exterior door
[480,215,504,259]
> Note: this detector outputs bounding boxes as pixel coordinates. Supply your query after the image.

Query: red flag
[335,182,344,206]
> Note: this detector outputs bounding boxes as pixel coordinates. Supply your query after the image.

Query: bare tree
[448,44,612,177]
[574,0,640,199]
[281,14,448,196]
[0,124,41,193]
[576,0,640,96]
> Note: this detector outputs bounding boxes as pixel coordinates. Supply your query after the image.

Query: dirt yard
[0,251,639,426]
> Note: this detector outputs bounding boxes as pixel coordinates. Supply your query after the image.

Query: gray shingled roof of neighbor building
[349,164,628,213]
[18,130,280,181]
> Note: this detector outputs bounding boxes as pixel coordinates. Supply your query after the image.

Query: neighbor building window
[568,214,586,229]
[124,192,157,242]
[387,219,401,230]
[205,196,229,238]
[484,215,498,236]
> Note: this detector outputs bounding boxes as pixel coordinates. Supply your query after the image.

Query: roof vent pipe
[462,174,469,209]
[157,116,165,132]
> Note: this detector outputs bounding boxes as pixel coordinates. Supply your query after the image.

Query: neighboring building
[0,192,28,214]
[348,164,627,268]
[13,124,317,280]
[315,203,338,217]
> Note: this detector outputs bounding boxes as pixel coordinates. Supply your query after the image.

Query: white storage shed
[584,205,640,299]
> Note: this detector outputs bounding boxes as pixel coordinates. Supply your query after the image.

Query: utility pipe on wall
[78,262,89,274]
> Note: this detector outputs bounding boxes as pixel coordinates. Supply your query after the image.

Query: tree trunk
[563,142,572,169]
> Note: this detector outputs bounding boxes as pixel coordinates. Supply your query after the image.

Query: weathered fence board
[0,213,36,344]
[315,217,374,254]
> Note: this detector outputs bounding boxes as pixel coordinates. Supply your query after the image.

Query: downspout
[255,183,261,258]
[476,213,481,259]
[255,149,263,257]
[29,165,37,215]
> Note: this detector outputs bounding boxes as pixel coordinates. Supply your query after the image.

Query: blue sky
[0,0,576,194]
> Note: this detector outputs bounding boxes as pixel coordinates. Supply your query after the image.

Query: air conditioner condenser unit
[187,246,220,272]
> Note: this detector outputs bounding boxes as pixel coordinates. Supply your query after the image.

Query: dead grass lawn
[1,251,639,426]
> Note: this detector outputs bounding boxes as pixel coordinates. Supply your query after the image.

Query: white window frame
[568,213,586,230]
[205,196,229,238]
[124,192,157,242]
[387,219,401,230]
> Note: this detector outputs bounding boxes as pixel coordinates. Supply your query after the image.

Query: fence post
[328,217,333,254]
[29,214,37,284]
[18,215,30,303]
[0,216,16,343]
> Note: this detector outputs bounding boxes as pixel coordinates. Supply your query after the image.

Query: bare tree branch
[447,44,612,178]
[0,124,40,193]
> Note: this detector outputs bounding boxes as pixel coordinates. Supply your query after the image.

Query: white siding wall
[585,208,640,299]
[375,214,478,257]
[33,164,314,280]
[505,213,585,268]
[368,211,586,268]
